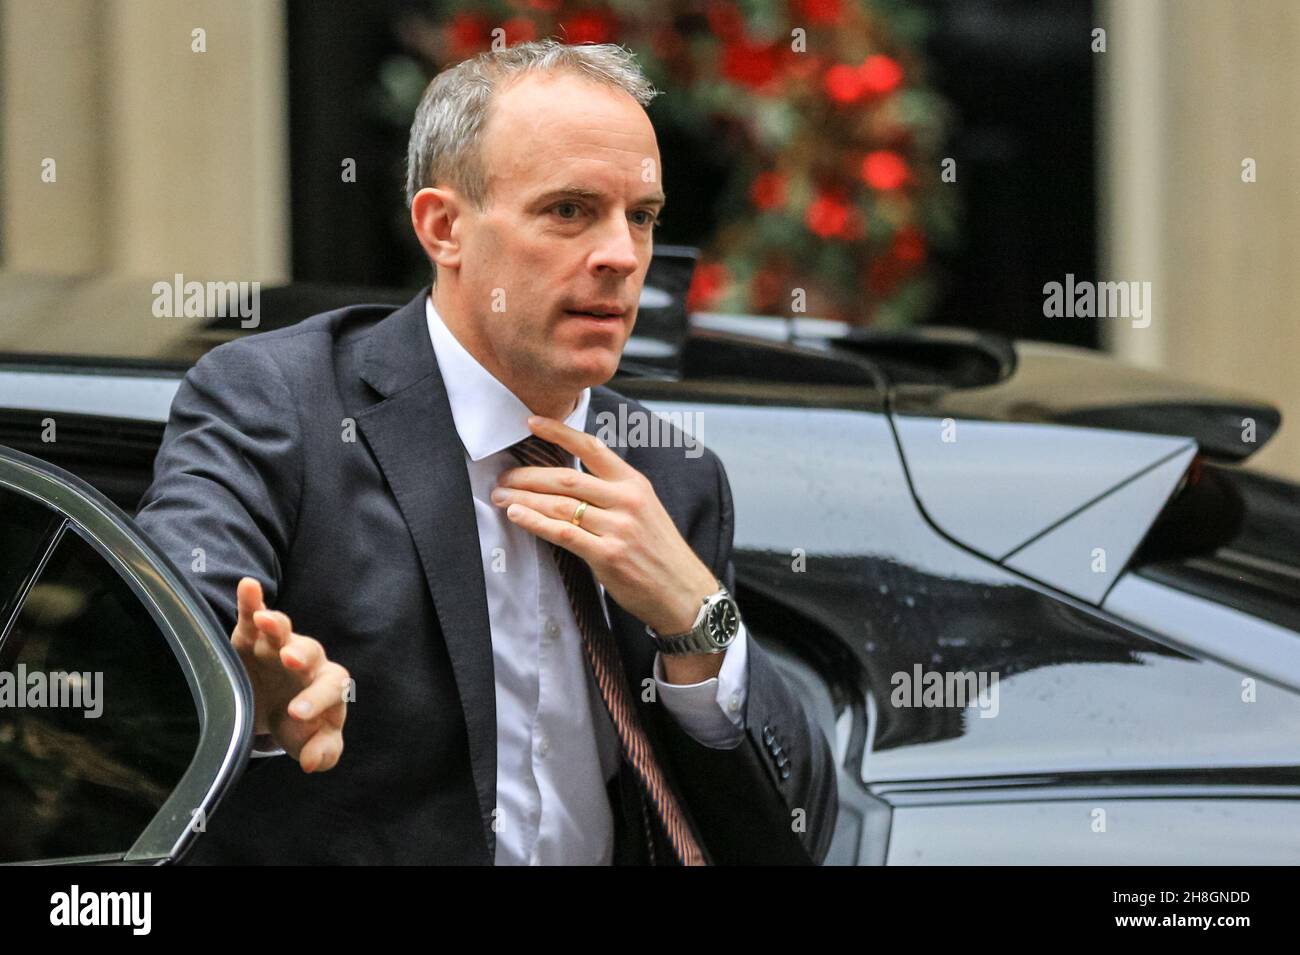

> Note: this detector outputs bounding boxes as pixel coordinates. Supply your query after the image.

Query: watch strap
[647,584,738,656]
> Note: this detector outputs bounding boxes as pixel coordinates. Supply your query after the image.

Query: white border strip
[0,370,181,423]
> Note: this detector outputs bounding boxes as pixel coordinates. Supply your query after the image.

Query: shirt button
[728,694,741,714]
[544,619,560,639]
[537,737,550,757]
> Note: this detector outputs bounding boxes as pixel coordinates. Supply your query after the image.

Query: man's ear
[411,186,464,276]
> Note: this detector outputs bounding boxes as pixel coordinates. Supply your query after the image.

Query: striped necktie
[509,434,707,866]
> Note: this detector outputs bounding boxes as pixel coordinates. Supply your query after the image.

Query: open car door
[0,445,251,864]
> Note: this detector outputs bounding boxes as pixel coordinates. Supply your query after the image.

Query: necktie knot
[509,434,569,469]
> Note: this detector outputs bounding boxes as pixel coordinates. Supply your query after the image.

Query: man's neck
[431,288,581,421]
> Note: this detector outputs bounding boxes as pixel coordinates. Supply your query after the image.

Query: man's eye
[553,202,582,219]
[632,210,663,228]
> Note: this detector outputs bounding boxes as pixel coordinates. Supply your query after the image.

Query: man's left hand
[491,415,722,676]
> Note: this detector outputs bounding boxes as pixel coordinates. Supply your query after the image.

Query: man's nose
[589,216,640,276]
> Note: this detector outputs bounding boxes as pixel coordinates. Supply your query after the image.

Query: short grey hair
[405,39,660,212]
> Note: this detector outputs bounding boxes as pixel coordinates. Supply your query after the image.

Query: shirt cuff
[652,621,749,749]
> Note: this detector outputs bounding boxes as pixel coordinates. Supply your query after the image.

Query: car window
[1133,460,1300,632]
[0,409,165,515]
[0,487,63,634]
[0,523,200,863]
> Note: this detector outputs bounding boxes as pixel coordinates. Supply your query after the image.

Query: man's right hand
[231,577,350,773]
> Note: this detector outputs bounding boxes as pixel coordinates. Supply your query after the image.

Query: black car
[2,248,1299,864]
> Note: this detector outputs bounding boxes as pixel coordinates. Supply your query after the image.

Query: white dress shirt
[255,295,750,866]
[425,296,748,865]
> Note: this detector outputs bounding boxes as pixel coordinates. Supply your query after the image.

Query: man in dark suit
[135,39,836,864]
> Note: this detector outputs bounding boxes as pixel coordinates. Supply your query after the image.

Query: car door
[884,793,1300,864]
[0,444,251,864]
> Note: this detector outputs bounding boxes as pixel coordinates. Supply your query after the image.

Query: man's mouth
[563,305,627,320]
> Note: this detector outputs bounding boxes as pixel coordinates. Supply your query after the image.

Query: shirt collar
[425,294,590,462]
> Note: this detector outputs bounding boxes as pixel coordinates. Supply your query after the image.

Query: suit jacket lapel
[356,289,498,863]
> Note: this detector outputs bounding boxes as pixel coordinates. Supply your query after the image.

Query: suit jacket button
[762,725,774,744]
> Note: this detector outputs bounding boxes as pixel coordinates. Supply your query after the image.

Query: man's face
[452,71,663,394]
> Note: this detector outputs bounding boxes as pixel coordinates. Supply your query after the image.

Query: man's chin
[559,349,622,390]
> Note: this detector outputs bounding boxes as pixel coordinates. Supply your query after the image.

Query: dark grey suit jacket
[135,289,837,864]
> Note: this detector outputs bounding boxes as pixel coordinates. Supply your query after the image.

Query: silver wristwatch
[646,584,742,656]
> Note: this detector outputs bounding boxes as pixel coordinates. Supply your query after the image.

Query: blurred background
[1,0,1297,477]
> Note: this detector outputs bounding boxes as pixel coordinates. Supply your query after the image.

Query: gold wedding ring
[571,500,589,528]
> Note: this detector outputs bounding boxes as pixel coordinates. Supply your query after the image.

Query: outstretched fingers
[298,725,344,774]
[232,577,265,652]
[288,662,351,730]
[251,607,292,656]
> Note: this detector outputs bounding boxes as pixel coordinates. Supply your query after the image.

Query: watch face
[705,597,740,648]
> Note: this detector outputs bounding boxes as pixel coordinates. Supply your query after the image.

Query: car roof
[0,251,1281,461]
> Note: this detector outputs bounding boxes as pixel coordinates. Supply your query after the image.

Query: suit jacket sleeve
[134,339,303,652]
[649,452,838,865]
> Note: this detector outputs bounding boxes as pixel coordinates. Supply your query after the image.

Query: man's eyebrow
[532,187,667,209]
